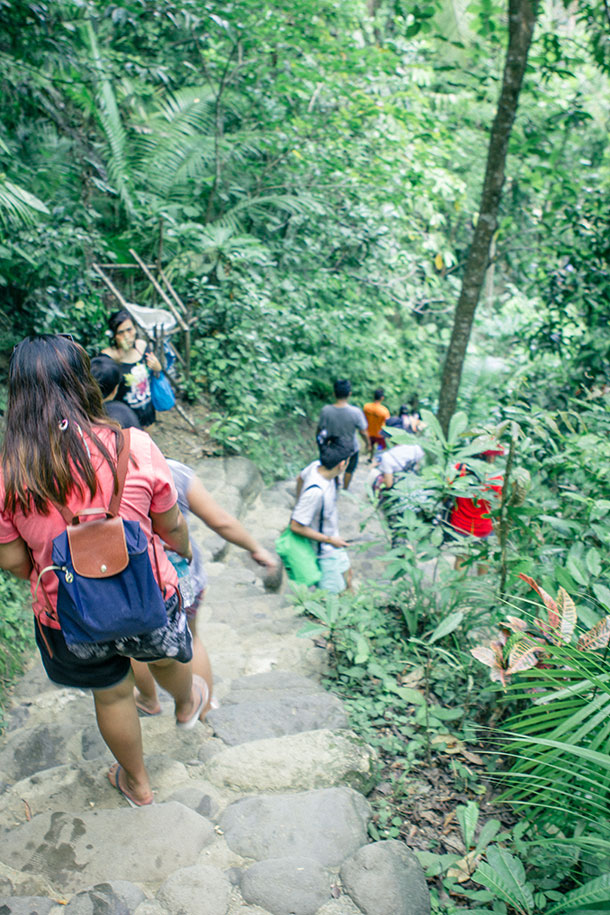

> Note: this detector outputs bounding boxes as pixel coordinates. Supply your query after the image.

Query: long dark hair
[2,335,123,515]
[108,308,134,342]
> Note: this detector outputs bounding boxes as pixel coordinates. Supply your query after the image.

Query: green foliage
[0,572,33,730]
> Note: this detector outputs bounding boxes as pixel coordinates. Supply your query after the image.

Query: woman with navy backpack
[0,335,203,807]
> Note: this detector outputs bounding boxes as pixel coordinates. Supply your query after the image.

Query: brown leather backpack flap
[67,516,129,578]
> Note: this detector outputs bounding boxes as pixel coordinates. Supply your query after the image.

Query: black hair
[319,435,354,469]
[334,378,351,399]
[398,404,410,415]
[108,308,135,339]
[90,355,121,399]
[374,388,384,400]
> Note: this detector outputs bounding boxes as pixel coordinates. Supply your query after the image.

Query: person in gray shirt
[317,379,370,490]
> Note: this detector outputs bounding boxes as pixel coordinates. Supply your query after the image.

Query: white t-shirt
[379,443,424,476]
[292,466,339,557]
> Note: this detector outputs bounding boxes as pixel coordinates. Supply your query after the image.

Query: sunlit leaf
[519,574,560,628]
[577,616,610,651]
[507,638,544,674]
[557,587,577,642]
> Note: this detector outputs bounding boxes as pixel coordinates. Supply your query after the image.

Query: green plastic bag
[275,529,321,587]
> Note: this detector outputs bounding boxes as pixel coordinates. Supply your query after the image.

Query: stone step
[0,456,429,915]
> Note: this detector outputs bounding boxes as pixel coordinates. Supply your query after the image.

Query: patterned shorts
[36,592,193,690]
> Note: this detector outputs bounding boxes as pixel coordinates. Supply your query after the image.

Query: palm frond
[83,18,134,216]
[0,178,49,226]
[495,644,610,834]
[215,192,325,229]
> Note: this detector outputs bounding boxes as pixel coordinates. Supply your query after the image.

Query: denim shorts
[35,592,193,690]
[318,548,350,593]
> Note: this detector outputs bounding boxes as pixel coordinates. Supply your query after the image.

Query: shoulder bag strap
[303,482,326,550]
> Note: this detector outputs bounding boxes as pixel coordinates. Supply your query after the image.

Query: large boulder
[219,788,371,867]
[340,840,430,915]
[206,728,376,793]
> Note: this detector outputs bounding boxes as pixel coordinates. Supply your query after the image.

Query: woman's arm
[0,538,33,579]
[187,476,276,569]
[150,504,192,562]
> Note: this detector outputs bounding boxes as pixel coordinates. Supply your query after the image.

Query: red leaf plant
[470,574,610,687]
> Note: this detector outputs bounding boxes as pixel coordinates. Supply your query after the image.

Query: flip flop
[176,685,206,730]
[108,764,153,808]
[135,702,162,718]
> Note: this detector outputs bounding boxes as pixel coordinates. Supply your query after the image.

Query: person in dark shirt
[90,356,142,429]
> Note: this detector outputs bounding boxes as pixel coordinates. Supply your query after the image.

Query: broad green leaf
[566,555,588,587]
[352,632,370,664]
[456,800,479,848]
[475,819,502,853]
[472,846,534,914]
[421,409,446,446]
[593,583,610,611]
[388,684,426,705]
[447,411,468,444]
[296,622,327,638]
[545,873,610,914]
[586,548,602,577]
[590,501,610,521]
[428,611,464,644]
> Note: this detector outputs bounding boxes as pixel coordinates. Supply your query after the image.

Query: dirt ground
[147,399,221,463]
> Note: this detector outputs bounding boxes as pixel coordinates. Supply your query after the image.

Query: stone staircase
[0,457,430,915]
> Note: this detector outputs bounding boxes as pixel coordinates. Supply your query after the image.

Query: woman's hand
[250,546,277,570]
[145,351,162,375]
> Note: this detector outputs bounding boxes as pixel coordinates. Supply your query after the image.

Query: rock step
[0,457,429,915]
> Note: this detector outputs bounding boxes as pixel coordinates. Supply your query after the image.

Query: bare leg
[93,670,152,805]
[132,660,161,715]
[188,615,214,721]
[146,656,200,725]
[343,472,353,490]
[344,567,354,593]
[132,598,215,723]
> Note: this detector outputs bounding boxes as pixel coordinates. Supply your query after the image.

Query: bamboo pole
[158,268,191,378]
[128,249,189,332]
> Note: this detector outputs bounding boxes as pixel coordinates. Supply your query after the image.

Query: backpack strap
[108,429,130,517]
[55,430,130,525]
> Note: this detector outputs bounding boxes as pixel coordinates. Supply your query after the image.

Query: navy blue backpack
[37,430,168,647]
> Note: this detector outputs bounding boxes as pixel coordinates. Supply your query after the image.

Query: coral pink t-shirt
[0,427,179,629]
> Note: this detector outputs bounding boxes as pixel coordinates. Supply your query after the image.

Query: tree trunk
[437,0,537,436]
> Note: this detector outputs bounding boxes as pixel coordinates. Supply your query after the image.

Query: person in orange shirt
[363,388,390,459]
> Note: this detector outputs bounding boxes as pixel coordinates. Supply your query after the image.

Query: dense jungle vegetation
[1,0,610,911]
